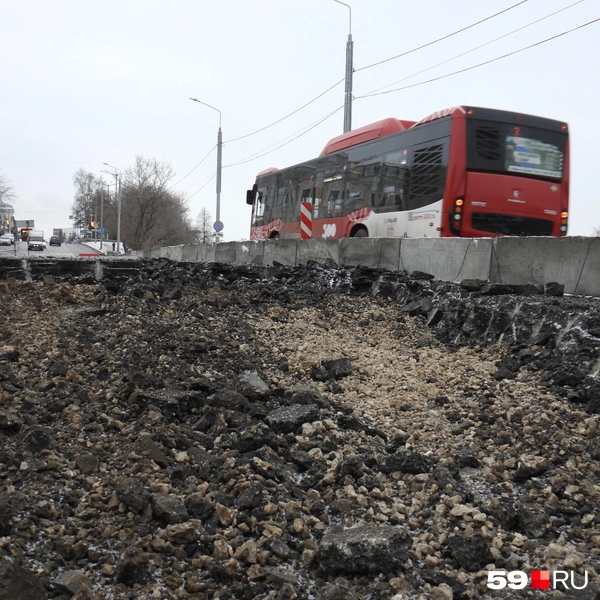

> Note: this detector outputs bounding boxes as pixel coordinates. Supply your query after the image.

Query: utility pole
[190,97,223,242]
[103,163,122,253]
[117,176,122,252]
[99,183,105,249]
[334,0,353,133]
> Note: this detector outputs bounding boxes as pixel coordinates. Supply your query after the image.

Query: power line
[223,12,597,171]
[169,144,216,189]
[185,174,216,201]
[180,172,216,192]
[358,16,600,99]
[364,0,586,97]
[225,78,345,143]
[355,0,531,73]
[224,106,344,169]
[226,107,344,166]
[219,1,533,148]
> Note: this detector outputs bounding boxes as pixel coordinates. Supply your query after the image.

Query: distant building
[0,201,14,229]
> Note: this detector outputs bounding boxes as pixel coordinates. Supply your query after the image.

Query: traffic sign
[15,220,35,228]
[213,220,224,232]
[98,228,106,233]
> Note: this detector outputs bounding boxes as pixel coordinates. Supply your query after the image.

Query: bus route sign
[213,220,224,232]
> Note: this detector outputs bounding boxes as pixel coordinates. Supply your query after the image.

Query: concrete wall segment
[181,244,199,262]
[399,238,493,281]
[132,236,600,298]
[296,239,340,266]
[339,238,401,271]
[197,243,216,263]
[233,241,265,266]
[262,240,298,266]
[490,236,600,296]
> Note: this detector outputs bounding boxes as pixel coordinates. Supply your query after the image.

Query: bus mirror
[246,184,258,205]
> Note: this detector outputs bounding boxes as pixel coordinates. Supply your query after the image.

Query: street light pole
[103,162,122,253]
[190,97,222,242]
[100,182,104,249]
[333,0,353,133]
[97,177,116,250]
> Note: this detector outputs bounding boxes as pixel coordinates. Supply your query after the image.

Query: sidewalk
[82,241,136,257]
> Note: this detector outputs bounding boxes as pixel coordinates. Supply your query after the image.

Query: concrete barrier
[339,238,401,271]
[143,236,600,298]
[296,239,340,266]
[213,242,239,265]
[490,236,600,296]
[399,238,493,282]
[161,245,184,261]
[231,241,265,266]
[262,239,298,266]
[182,244,199,262]
[197,243,216,263]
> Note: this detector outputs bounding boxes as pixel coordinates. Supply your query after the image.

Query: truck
[27,230,46,251]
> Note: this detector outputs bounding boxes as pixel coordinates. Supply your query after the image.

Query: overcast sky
[1,0,599,241]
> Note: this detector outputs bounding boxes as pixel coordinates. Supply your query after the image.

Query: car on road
[49,236,62,246]
[28,236,46,251]
[0,234,13,246]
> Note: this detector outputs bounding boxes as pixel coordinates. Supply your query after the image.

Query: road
[0,240,101,257]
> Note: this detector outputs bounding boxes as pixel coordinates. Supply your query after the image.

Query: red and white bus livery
[247,106,569,240]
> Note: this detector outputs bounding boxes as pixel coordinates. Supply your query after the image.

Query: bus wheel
[351,227,368,238]
[270,232,280,240]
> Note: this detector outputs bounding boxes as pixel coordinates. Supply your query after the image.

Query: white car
[0,234,13,246]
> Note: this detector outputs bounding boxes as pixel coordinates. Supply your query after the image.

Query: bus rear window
[467,119,566,181]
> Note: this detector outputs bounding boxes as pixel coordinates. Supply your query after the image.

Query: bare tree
[119,156,197,250]
[0,170,16,207]
[71,168,104,230]
[71,157,198,250]
[195,206,213,243]
[0,171,16,231]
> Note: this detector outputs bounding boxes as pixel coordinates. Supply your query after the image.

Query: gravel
[0,259,599,599]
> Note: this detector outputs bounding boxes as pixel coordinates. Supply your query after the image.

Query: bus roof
[254,106,568,178]
[319,117,416,156]
[412,106,467,127]
[256,167,279,177]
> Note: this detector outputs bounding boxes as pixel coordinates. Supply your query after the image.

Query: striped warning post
[300,202,312,239]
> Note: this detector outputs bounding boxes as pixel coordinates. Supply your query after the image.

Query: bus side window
[253,191,265,226]
[300,187,312,206]
[346,164,367,210]
[313,173,324,219]
[283,186,297,221]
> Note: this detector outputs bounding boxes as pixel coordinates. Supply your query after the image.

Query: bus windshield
[467,119,567,181]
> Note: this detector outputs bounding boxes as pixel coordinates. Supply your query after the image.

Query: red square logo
[531,570,551,590]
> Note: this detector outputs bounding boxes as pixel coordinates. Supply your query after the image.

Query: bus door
[403,142,446,237]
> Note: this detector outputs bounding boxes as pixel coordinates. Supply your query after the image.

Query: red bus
[246,106,569,240]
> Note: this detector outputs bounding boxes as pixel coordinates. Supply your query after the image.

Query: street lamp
[333,0,353,133]
[99,174,117,249]
[189,97,222,242]
[103,162,122,253]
